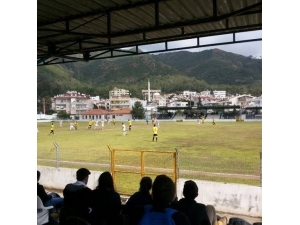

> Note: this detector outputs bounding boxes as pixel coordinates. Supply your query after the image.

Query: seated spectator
[171,180,211,225]
[206,204,227,225]
[90,171,122,225]
[61,168,93,224]
[131,174,190,225]
[122,176,153,219]
[37,170,64,212]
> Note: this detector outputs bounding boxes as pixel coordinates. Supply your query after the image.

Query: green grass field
[37,120,262,194]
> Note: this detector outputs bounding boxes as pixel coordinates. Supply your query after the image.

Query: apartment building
[109,87,129,97]
[51,91,94,115]
[213,90,226,99]
[109,87,130,110]
[152,93,167,107]
[228,94,255,108]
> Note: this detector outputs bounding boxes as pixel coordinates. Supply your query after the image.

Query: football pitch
[37,120,262,192]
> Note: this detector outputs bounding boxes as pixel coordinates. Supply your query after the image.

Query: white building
[200,90,211,96]
[109,87,130,110]
[51,91,93,116]
[152,93,167,107]
[130,98,147,109]
[213,90,226,99]
[249,96,262,107]
[109,87,129,97]
[183,91,197,98]
[228,94,255,108]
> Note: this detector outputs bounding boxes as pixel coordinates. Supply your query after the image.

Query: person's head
[152,174,175,205]
[139,176,152,194]
[96,171,115,191]
[37,170,41,182]
[76,168,91,184]
[183,180,198,199]
[154,124,156,127]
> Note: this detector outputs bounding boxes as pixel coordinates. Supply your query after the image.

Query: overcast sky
[138,30,262,58]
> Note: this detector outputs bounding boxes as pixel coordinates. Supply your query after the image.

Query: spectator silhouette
[37,170,64,213]
[206,205,227,225]
[171,180,210,225]
[122,176,153,219]
[90,171,122,225]
[60,168,93,224]
[131,174,190,225]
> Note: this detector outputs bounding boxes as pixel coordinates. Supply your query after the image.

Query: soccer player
[212,117,216,125]
[74,120,78,130]
[49,123,54,135]
[128,119,132,131]
[156,119,160,128]
[88,119,93,129]
[146,117,149,125]
[152,124,158,142]
[69,121,75,130]
[201,115,205,124]
[94,120,99,130]
[107,117,111,125]
[59,120,63,127]
[113,118,116,125]
[122,123,127,136]
[101,119,105,130]
[151,117,154,125]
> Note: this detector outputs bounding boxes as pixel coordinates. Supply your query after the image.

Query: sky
[2,1,300,224]
[138,30,262,58]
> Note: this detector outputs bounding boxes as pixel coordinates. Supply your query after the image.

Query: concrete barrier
[37,166,261,217]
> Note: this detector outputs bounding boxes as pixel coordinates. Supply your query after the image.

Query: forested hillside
[37,48,262,104]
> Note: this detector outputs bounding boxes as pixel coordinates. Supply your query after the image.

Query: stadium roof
[37,0,262,66]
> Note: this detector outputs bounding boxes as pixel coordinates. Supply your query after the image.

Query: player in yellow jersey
[152,124,158,142]
[49,123,54,135]
[113,118,116,125]
[128,119,132,131]
[88,119,93,129]
[201,116,205,124]
[74,121,78,130]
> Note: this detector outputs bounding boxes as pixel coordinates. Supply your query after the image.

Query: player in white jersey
[69,121,75,130]
[101,119,105,130]
[122,123,127,136]
[94,120,99,130]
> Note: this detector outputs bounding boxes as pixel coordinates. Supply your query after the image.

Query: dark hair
[139,176,152,194]
[76,168,91,181]
[183,180,198,199]
[37,170,41,180]
[152,174,175,204]
[96,171,115,191]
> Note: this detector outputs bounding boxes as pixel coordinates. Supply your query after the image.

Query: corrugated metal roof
[37,0,262,65]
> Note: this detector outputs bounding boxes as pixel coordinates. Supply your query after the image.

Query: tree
[131,101,145,119]
[57,110,71,119]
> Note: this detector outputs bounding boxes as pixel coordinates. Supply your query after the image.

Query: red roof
[108,109,131,114]
[81,109,109,115]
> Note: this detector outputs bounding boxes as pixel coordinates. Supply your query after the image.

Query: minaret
[148,79,151,102]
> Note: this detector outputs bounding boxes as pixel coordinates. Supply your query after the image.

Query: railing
[107,144,179,194]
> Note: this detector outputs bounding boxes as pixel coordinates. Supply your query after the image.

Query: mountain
[152,49,262,85]
[37,48,262,100]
